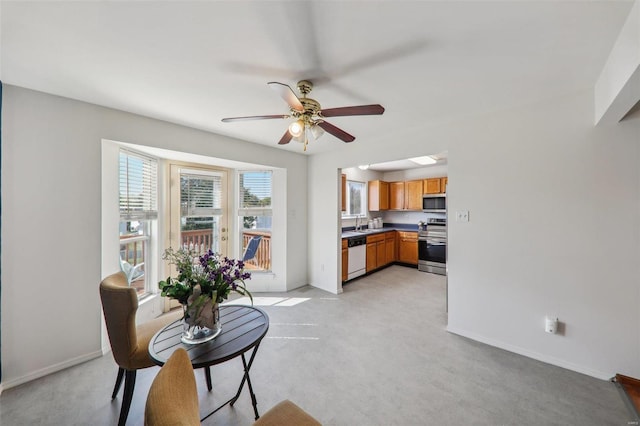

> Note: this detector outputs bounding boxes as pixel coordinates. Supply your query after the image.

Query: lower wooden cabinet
[366,232,398,272]
[347,231,416,279]
[366,234,385,272]
[385,232,396,263]
[397,231,418,265]
[341,239,348,282]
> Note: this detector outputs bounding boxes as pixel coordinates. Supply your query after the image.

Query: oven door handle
[425,238,447,244]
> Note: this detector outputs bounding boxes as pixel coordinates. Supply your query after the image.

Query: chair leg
[118,370,137,426]
[112,367,125,399]
[205,366,212,391]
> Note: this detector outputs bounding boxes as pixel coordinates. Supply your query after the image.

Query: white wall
[1,85,308,389]
[308,89,640,379]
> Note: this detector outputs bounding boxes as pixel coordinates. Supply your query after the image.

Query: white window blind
[180,171,223,217]
[239,171,272,217]
[119,149,158,221]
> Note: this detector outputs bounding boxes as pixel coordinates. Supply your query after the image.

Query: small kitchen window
[343,180,367,218]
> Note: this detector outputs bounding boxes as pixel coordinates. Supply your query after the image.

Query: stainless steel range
[418,218,447,275]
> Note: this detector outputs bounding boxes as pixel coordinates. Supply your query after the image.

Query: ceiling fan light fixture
[409,156,437,165]
[310,124,325,140]
[288,119,305,138]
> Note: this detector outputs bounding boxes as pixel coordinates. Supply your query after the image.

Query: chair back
[99,271,139,369]
[242,235,262,262]
[145,348,200,426]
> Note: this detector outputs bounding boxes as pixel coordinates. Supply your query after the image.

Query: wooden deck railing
[242,230,271,271]
[181,229,214,255]
[178,228,271,271]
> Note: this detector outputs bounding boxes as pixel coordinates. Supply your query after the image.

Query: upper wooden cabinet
[389,182,405,210]
[341,174,347,211]
[424,176,448,194]
[390,180,423,210]
[405,180,423,210]
[424,178,441,194]
[368,180,389,211]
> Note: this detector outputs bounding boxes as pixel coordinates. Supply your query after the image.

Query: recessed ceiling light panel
[409,156,437,165]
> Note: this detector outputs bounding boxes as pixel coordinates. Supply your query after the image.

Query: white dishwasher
[347,236,367,280]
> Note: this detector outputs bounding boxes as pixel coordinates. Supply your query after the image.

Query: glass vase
[181,302,222,344]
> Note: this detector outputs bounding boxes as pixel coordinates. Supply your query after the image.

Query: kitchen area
[340,154,448,285]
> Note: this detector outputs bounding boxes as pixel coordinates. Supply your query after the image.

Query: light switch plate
[456,210,469,222]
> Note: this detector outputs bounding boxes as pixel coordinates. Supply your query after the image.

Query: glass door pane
[173,167,228,256]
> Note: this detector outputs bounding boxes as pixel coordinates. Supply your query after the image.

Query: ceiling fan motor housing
[296,79,314,95]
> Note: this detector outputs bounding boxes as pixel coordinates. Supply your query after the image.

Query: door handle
[221,227,227,233]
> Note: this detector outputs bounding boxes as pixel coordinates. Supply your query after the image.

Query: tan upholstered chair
[100,271,183,426]
[145,347,322,426]
[145,348,200,426]
[254,400,322,426]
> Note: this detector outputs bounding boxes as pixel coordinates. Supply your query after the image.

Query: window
[119,149,157,297]
[238,171,272,272]
[343,180,366,217]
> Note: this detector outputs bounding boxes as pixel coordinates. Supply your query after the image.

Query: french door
[169,165,229,256]
[166,165,229,309]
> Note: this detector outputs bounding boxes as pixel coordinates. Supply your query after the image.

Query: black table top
[149,305,269,369]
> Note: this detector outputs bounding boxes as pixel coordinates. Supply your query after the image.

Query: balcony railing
[181,229,214,255]
[241,230,271,271]
[180,228,271,271]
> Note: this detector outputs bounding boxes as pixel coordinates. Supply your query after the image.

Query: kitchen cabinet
[406,180,423,210]
[341,174,347,211]
[385,232,396,264]
[390,180,423,210]
[424,178,441,194]
[368,180,389,211]
[366,233,390,272]
[389,182,405,210]
[341,239,348,282]
[424,177,448,194]
[397,231,418,265]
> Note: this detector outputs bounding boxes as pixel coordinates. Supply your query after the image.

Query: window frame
[342,179,367,218]
[119,148,158,298]
[237,170,272,273]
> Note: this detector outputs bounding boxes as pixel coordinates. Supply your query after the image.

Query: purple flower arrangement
[160,247,253,309]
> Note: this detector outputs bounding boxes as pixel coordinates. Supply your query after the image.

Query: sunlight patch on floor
[225,296,310,307]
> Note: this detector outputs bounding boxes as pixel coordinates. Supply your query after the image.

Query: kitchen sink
[353,229,376,233]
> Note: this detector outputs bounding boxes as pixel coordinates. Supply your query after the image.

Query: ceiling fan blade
[318,121,355,143]
[278,130,294,145]
[221,114,289,123]
[268,82,304,112]
[320,104,385,117]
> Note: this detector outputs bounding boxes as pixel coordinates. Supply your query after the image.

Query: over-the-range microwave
[422,194,446,212]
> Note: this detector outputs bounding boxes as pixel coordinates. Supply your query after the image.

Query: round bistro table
[149,305,269,421]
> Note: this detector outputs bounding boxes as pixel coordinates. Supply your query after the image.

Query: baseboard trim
[0,350,103,392]
[446,325,612,381]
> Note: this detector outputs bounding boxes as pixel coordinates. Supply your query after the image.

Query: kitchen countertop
[341,226,418,239]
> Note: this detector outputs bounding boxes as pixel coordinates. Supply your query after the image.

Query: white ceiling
[1,1,634,155]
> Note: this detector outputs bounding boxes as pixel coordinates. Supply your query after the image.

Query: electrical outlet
[456,210,469,222]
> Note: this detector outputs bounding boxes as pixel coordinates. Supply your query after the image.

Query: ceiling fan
[221,80,385,151]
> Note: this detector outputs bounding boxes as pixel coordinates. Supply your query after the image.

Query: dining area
[98,269,320,425]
